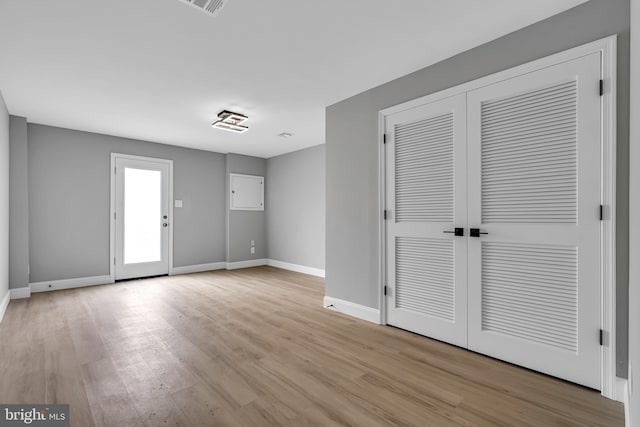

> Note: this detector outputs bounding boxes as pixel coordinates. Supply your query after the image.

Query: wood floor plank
[109,350,192,427]
[80,358,145,427]
[0,266,625,426]
[44,331,95,427]
[170,381,228,425]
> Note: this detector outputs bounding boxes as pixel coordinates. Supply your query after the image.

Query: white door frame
[110,153,174,281]
[378,35,618,400]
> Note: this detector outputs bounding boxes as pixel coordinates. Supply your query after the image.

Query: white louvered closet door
[385,94,468,347]
[466,53,602,389]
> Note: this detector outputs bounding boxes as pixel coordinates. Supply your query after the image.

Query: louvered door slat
[483,136,577,151]
[481,81,576,112]
[482,100,576,122]
[481,242,578,352]
[395,113,454,223]
[396,237,455,321]
[481,80,577,224]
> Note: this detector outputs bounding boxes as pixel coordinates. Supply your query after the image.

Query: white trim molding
[615,377,628,403]
[30,275,114,293]
[0,291,10,324]
[226,259,268,270]
[171,262,226,275]
[323,296,381,324]
[19,260,319,297]
[623,377,631,426]
[10,287,30,299]
[267,259,325,278]
[173,260,321,276]
[598,36,619,402]
[378,108,387,327]
[379,35,618,399]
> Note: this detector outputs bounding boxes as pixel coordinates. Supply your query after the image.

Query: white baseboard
[172,260,323,276]
[624,380,631,427]
[171,262,226,275]
[323,296,380,324]
[30,275,114,293]
[0,290,10,324]
[226,259,268,270]
[10,287,31,299]
[20,260,312,296]
[614,377,628,403]
[267,259,325,278]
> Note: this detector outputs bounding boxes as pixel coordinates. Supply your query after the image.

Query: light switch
[251,247,256,254]
[175,200,183,208]
[251,240,255,246]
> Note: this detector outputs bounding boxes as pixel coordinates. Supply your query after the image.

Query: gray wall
[0,92,9,303]
[9,116,28,290]
[628,0,638,420]
[266,144,325,270]
[28,124,226,282]
[325,0,630,377]
[225,153,267,263]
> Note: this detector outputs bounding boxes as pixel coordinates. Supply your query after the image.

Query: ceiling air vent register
[178,0,227,17]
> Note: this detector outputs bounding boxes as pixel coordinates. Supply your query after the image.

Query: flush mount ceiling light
[178,0,227,18]
[212,110,249,133]
[278,132,293,138]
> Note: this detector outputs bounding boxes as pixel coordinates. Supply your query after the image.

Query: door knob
[470,228,488,237]
[443,227,464,236]
[163,223,168,228]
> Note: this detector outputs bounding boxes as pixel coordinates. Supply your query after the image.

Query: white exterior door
[466,53,602,389]
[385,94,468,347]
[114,156,171,280]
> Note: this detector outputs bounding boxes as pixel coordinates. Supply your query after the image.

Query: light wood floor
[0,267,624,426]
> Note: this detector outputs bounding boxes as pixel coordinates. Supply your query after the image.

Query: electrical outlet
[251,240,255,246]
[251,247,256,254]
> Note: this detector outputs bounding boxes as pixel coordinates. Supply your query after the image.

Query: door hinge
[384,285,388,296]
[383,210,388,220]
[113,212,116,220]
[600,79,604,96]
[383,134,387,144]
[599,329,604,346]
[113,257,116,265]
[600,205,604,221]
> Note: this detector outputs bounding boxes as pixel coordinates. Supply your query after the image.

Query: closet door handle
[443,227,464,237]
[470,228,488,237]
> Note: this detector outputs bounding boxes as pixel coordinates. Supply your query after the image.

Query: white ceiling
[0,0,587,158]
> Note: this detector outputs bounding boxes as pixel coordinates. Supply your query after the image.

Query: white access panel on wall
[230,173,264,211]
[466,53,602,389]
[385,93,468,347]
